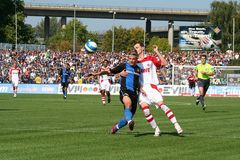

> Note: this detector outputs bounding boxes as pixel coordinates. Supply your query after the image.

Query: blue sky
[25,0,217,32]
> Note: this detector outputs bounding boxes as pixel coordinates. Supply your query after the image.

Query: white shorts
[12,80,19,87]
[139,84,163,105]
[100,80,111,91]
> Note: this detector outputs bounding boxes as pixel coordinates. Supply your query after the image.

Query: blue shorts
[61,82,69,88]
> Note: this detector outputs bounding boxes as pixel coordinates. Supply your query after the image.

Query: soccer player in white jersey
[134,42,183,136]
[9,63,21,97]
[98,59,112,105]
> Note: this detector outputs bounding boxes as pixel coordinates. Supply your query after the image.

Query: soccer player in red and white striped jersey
[134,42,183,136]
[187,70,196,96]
[9,63,21,97]
[98,59,112,105]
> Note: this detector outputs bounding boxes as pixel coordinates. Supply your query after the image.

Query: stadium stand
[0,49,239,85]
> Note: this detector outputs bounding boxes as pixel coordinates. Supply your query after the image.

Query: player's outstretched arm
[119,70,128,77]
[88,70,110,77]
[153,45,167,66]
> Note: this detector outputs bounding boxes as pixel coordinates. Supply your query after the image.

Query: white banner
[1,84,239,97]
[60,84,121,95]
[60,84,240,97]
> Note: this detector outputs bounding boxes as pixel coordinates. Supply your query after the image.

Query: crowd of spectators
[0,49,239,85]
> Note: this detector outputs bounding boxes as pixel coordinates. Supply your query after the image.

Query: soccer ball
[84,40,97,53]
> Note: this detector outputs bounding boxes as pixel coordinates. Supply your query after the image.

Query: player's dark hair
[129,52,138,58]
[136,42,144,47]
[103,59,109,63]
[201,54,207,59]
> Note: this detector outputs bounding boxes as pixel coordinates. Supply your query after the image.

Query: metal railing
[24,3,209,15]
[0,43,46,51]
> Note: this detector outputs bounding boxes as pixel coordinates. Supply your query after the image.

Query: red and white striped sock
[142,106,157,129]
[160,104,177,124]
[101,95,106,105]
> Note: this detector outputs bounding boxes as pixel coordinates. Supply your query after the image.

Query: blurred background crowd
[0,49,239,85]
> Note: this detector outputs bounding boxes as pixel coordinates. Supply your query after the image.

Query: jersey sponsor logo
[126,70,140,76]
[140,68,150,73]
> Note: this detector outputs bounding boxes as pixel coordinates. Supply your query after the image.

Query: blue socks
[116,108,133,129]
[116,108,132,129]
[124,108,132,123]
[63,90,67,97]
[117,118,127,129]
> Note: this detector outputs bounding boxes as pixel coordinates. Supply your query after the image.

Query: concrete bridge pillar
[44,16,50,40]
[61,16,67,29]
[146,19,151,36]
[168,20,174,52]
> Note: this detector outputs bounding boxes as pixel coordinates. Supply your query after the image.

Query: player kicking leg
[111,91,137,134]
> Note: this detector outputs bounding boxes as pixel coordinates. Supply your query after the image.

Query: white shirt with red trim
[99,66,111,83]
[137,55,161,86]
[10,68,21,81]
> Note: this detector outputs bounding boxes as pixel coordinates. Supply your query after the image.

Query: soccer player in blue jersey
[91,52,144,134]
[59,63,72,99]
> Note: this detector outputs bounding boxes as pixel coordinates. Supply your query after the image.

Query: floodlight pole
[109,11,116,53]
[168,21,174,52]
[73,4,76,53]
[15,0,18,50]
[140,17,147,53]
[233,17,235,53]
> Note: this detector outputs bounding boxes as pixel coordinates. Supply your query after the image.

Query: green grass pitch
[0,94,239,160]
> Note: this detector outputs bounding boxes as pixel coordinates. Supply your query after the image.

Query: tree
[209,1,240,51]
[0,0,22,42]
[147,36,170,52]
[102,26,147,52]
[47,19,91,51]
[101,30,112,52]
[102,26,131,52]
[128,27,144,51]
[114,26,131,52]
[0,0,36,44]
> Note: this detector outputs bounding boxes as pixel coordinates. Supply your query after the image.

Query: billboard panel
[179,26,221,51]
[1,84,240,97]
[227,74,240,86]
